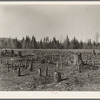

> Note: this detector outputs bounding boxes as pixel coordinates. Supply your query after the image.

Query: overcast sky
[0,4,100,42]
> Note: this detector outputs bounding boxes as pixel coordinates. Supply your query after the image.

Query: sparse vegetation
[0,49,99,91]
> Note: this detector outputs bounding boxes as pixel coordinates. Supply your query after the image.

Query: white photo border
[0,1,100,99]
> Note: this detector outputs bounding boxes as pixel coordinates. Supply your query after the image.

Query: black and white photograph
[0,1,100,93]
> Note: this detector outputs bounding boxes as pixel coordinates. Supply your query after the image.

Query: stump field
[0,49,100,91]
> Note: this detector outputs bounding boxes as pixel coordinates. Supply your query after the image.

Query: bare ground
[0,49,100,91]
[0,62,100,91]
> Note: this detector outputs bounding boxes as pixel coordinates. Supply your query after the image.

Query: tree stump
[17,64,21,76]
[92,50,96,55]
[1,59,2,63]
[78,62,83,73]
[59,55,61,61]
[92,61,95,68]
[60,61,63,68]
[6,60,9,65]
[89,56,91,60]
[14,63,17,70]
[31,58,34,63]
[74,53,83,72]
[85,60,87,64]
[74,53,83,65]
[38,68,42,77]
[45,66,48,76]
[25,63,27,69]
[52,55,54,60]
[11,50,14,57]
[18,51,22,57]
[79,53,82,61]
[73,54,77,65]
[29,63,33,71]
[54,71,61,83]
[56,61,59,68]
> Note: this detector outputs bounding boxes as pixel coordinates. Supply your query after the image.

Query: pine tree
[21,37,26,49]
[25,36,31,49]
[80,40,83,49]
[40,39,43,49]
[31,35,37,49]
[63,35,70,49]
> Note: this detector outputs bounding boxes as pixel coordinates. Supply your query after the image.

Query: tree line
[0,35,100,49]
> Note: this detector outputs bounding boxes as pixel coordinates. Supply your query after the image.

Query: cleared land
[0,49,100,91]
